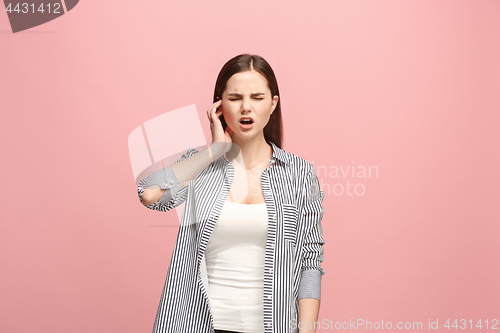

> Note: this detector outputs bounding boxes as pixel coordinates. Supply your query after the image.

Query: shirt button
[268,268,273,273]
[271,243,275,248]
[169,179,175,185]
[267,295,272,300]
[272,215,276,221]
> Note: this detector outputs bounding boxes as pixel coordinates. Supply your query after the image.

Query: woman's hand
[207,100,233,144]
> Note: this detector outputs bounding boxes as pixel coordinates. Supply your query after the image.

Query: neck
[228,132,273,169]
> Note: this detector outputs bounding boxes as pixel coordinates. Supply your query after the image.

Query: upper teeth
[242,119,252,123]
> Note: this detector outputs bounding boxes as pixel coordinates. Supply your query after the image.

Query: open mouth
[240,118,254,124]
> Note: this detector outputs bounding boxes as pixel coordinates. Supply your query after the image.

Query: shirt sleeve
[137,147,199,212]
[297,166,326,301]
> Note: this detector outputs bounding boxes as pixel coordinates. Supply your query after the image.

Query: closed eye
[229,98,263,101]
[227,94,265,101]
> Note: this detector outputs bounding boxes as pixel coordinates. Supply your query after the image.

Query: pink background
[1,0,499,332]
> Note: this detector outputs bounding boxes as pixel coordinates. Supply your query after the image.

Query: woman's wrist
[210,141,232,156]
[208,144,213,163]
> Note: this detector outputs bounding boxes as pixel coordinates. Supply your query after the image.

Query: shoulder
[277,145,315,175]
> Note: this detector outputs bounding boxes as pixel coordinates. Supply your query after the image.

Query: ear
[271,95,279,113]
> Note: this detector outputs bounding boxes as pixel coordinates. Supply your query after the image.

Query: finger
[213,106,223,121]
[209,100,221,117]
[214,101,222,114]
[208,101,221,122]
[213,113,222,125]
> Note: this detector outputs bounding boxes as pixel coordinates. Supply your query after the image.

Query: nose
[241,97,252,113]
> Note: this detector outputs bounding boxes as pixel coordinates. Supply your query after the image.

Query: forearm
[171,142,228,186]
[298,298,320,333]
[141,142,229,205]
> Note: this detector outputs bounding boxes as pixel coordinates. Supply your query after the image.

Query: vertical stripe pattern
[137,142,326,333]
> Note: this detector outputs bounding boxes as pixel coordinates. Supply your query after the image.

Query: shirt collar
[222,141,291,165]
[270,141,291,165]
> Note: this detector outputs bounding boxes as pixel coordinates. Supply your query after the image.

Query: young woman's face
[221,70,279,140]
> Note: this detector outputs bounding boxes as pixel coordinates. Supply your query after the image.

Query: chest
[191,161,303,241]
[227,162,270,204]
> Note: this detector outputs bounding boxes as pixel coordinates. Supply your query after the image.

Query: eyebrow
[228,92,265,97]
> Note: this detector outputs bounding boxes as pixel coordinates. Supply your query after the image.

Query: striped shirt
[137,141,326,333]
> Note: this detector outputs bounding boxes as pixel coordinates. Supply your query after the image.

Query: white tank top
[204,200,268,333]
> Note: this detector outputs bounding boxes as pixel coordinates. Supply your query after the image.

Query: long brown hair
[213,54,283,148]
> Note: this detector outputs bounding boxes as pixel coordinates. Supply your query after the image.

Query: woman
[138,54,325,333]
